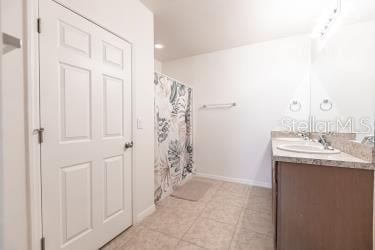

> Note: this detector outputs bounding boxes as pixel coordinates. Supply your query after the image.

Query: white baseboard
[195,172,272,189]
[135,204,155,224]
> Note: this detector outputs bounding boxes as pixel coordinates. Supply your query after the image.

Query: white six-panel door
[39,0,132,249]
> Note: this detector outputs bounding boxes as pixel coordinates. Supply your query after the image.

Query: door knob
[124,142,134,149]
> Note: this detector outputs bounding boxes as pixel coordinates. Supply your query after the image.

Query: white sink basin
[277,143,341,154]
[277,137,306,142]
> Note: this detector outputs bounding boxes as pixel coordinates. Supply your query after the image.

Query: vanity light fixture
[311,0,341,39]
[155,44,164,49]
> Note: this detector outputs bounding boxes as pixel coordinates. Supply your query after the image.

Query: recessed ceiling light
[155,44,164,49]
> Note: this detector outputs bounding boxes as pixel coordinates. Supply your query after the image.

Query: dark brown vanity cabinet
[273,162,374,250]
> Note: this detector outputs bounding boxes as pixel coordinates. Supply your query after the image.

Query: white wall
[155,59,162,72]
[1,0,154,249]
[163,35,311,187]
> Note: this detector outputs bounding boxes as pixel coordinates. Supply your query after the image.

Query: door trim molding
[25,1,136,249]
[0,1,3,248]
[25,1,42,249]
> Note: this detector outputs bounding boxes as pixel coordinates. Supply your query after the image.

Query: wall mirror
[310,0,375,146]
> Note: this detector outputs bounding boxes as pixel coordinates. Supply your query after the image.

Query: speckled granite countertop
[272,138,375,170]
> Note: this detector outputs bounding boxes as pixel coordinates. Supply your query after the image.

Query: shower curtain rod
[155,71,193,89]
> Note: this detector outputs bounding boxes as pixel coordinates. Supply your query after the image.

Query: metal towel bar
[2,33,22,54]
[201,102,236,109]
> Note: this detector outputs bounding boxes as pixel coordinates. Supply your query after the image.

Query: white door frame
[0,1,4,249]
[25,1,137,250]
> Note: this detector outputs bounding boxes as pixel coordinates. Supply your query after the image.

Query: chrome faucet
[361,136,374,145]
[297,130,310,140]
[318,134,330,150]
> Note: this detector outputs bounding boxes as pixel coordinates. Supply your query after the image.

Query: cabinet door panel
[277,162,373,250]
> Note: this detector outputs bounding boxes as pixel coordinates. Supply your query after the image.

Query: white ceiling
[141,0,375,62]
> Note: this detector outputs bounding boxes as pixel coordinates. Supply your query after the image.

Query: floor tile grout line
[232,225,272,240]
[181,182,251,250]
[199,204,244,226]
[176,239,210,250]
[141,207,201,240]
[108,225,146,250]
[142,180,223,248]
[103,179,242,249]
[140,204,184,238]
[181,217,236,249]
[202,180,251,249]
[229,187,274,249]
[180,188,215,239]
[128,179,243,249]
[112,183,267,249]
[107,180,273,250]
[132,204,196,245]
[227,186,251,250]
[118,226,183,249]
[177,182,224,249]
[145,227,182,247]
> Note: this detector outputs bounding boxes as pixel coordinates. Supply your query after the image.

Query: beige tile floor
[101,177,274,250]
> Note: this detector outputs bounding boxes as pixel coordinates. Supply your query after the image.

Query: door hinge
[36,128,45,144]
[40,237,45,250]
[37,18,41,33]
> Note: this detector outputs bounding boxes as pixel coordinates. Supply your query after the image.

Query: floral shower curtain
[154,72,194,202]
